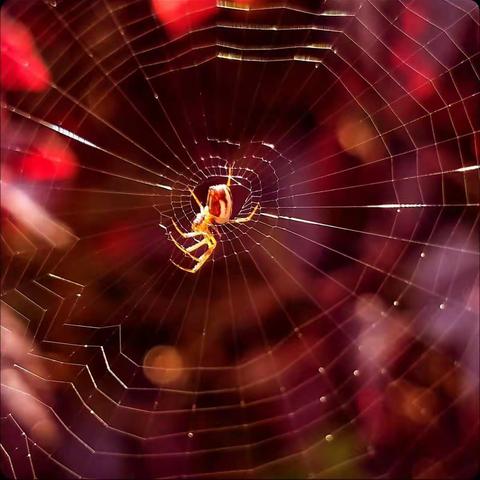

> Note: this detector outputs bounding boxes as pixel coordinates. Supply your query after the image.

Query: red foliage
[18,137,78,181]
[151,0,216,37]
[1,14,78,182]
[1,16,51,91]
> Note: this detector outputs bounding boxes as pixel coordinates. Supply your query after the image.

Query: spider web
[1,0,479,478]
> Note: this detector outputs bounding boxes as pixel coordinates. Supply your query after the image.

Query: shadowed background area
[1,0,479,478]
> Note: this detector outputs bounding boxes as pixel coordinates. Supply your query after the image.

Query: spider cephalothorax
[169,167,259,273]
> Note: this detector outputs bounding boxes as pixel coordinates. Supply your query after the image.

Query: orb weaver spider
[169,166,259,273]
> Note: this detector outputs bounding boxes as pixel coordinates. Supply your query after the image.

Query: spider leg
[231,203,260,223]
[171,260,207,274]
[168,234,203,261]
[189,188,204,210]
[171,220,205,239]
[186,238,211,253]
[226,163,234,188]
[170,260,200,274]
[193,249,214,272]
[170,240,215,273]
[171,220,188,237]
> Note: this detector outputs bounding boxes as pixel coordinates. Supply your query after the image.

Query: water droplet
[318,367,325,374]
[393,300,399,307]
[353,369,360,377]
[187,432,194,438]
[420,252,425,258]
[325,434,334,442]
[320,396,327,403]
[440,303,446,310]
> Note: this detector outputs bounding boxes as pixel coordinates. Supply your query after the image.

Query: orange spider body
[169,167,259,273]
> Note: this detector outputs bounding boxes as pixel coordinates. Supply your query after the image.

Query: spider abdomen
[207,184,233,224]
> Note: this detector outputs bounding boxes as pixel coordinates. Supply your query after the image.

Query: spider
[169,166,259,273]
